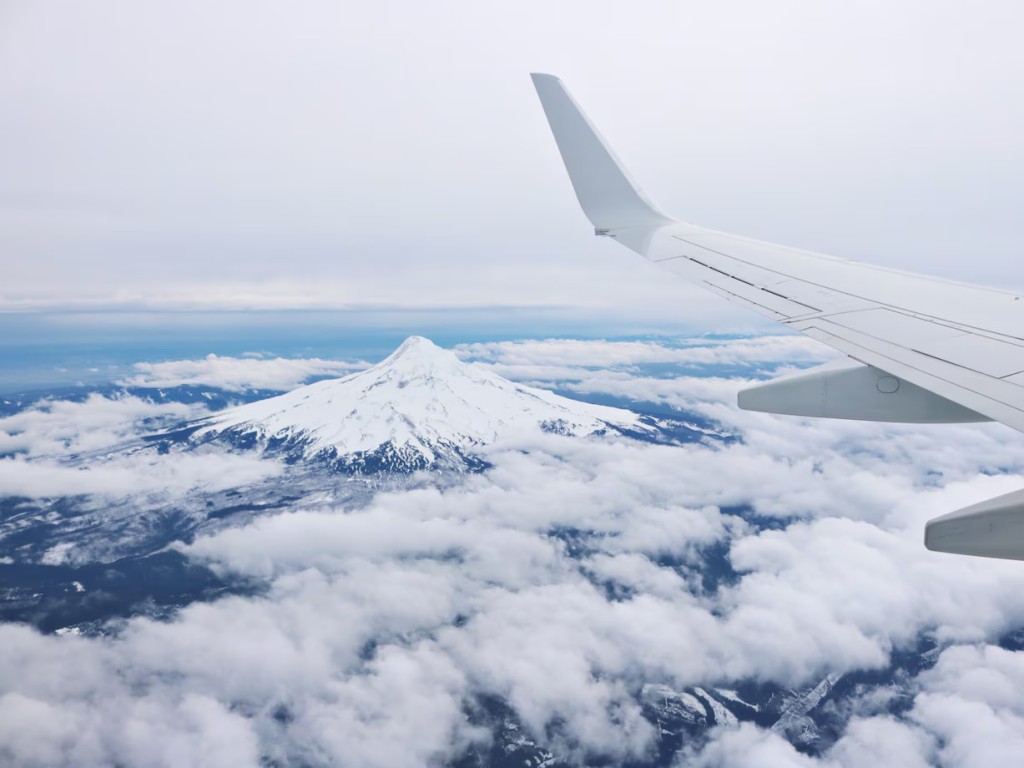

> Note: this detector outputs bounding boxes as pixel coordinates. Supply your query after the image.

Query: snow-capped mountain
[188,336,656,472]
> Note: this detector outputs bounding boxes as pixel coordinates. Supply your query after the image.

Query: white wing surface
[531,73,1024,561]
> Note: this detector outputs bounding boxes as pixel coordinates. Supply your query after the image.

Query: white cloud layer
[456,335,836,387]
[457,335,835,370]
[685,643,1024,768]
[1,335,1024,765]
[120,353,363,393]
[0,451,282,502]
[0,394,199,457]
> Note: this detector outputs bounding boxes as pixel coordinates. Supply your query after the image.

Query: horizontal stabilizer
[926,489,1024,560]
[531,73,673,232]
[738,359,990,423]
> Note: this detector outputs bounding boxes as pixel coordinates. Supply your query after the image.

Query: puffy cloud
[716,503,1024,681]
[921,644,1024,711]
[120,353,363,393]
[0,691,259,768]
[170,426,1024,757]
[825,717,935,768]
[2,334,1024,765]
[0,431,737,764]
[685,717,936,768]
[456,335,836,386]
[689,644,1024,768]
[908,645,1024,768]
[457,335,834,369]
[0,394,198,457]
[682,723,820,768]
[0,626,263,768]
[0,391,285,565]
[0,451,282,501]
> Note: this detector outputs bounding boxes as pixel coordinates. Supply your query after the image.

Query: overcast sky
[3,0,1023,321]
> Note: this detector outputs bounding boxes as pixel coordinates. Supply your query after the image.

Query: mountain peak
[381,335,457,367]
[191,337,653,472]
[393,335,438,353]
[363,336,466,390]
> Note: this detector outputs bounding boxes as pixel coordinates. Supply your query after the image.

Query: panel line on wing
[660,235,1024,385]
[671,234,1024,345]
[815,308,1024,380]
[700,281,790,320]
[671,236,880,310]
[655,254,821,315]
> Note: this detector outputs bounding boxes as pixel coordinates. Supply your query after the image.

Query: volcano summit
[187,336,659,473]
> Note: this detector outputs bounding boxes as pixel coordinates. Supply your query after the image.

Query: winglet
[531,73,673,233]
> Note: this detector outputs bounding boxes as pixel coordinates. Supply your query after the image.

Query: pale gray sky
[3,0,1023,323]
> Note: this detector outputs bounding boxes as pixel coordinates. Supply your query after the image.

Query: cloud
[0,627,262,768]
[687,643,1024,768]
[0,431,739,764]
[456,336,836,388]
[0,451,283,502]
[119,353,364,393]
[908,645,1024,767]
[2,335,1024,764]
[715,504,1024,680]
[0,394,199,457]
[0,390,287,565]
[0,393,283,502]
[682,723,821,768]
[682,718,936,768]
[458,335,835,370]
[162,427,1024,760]
[826,717,936,768]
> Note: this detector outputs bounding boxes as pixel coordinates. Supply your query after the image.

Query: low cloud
[1,335,1023,765]
[457,335,834,369]
[120,353,364,393]
[0,394,199,457]
[687,643,1024,768]
[7,427,1024,765]
[0,451,282,502]
[456,335,837,385]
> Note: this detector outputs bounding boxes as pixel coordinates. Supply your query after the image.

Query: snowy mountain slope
[188,336,657,472]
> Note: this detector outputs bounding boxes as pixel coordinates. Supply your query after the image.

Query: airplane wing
[531,73,1024,561]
